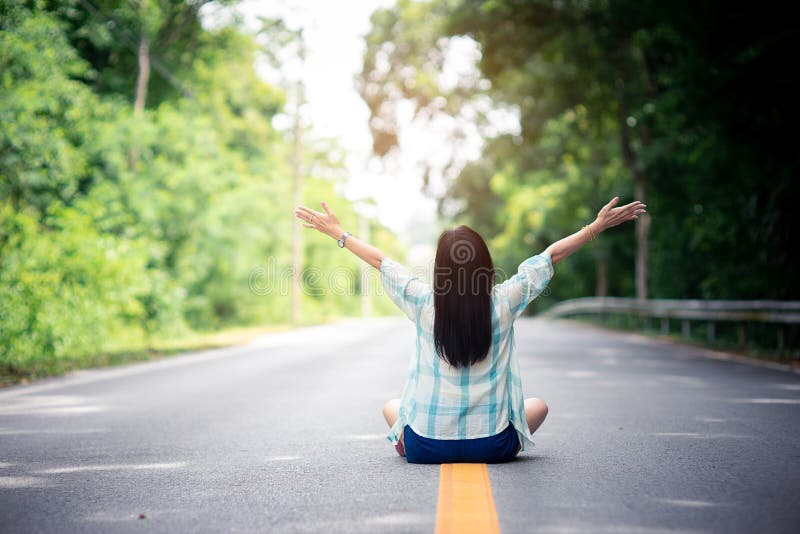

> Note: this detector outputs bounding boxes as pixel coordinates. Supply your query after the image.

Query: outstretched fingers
[296,206,323,218]
[295,206,325,226]
[624,202,647,220]
[604,200,646,224]
[294,209,309,222]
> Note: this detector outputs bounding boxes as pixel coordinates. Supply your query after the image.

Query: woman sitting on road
[294,197,645,464]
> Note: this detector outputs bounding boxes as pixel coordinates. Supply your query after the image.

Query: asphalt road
[1,317,799,533]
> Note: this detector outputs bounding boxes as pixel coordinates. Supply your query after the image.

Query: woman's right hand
[294,201,343,240]
[594,197,646,231]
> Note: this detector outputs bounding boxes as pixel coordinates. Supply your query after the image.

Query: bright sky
[203,0,443,241]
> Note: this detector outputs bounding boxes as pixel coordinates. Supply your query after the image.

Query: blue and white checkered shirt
[380,251,554,451]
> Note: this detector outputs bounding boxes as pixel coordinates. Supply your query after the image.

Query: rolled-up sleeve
[380,257,431,322]
[496,251,554,319]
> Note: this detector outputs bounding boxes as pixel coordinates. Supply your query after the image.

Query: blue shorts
[403,422,521,464]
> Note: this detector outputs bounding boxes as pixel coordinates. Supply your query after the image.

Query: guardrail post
[707,322,715,343]
[661,318,669,334]
[682,319,691,339]
[737,324,746,346]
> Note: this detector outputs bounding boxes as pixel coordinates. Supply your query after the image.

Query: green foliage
[360,0,799,304]
[0,5,99,212]
[0,203,159,377]
[0,1,404,381]
[357,0,480,157]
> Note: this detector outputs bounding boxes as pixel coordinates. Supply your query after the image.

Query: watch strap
[337,231,352,248]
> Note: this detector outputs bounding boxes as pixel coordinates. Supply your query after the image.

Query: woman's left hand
[595,197,647,231]
[295,202,343,239]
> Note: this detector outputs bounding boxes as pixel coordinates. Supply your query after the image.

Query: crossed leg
[382,399,404,456]
[524,397,549,434]
[382,397,548,456]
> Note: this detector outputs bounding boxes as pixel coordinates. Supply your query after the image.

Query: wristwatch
[337,231,352,248]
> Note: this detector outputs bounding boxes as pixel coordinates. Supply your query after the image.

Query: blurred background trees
[359,0,799,308]
[0,0,400,379]
[2,0,797,378]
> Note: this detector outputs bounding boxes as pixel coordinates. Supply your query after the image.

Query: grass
[0,323,297,388]
[1,312,392,388]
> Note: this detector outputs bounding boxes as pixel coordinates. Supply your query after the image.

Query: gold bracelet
[582,224,597,241]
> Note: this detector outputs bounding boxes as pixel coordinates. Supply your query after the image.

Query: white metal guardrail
[541,297,800,349]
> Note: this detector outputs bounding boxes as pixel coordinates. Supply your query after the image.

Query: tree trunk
[635,46,655,302]
[618,59,649,301]
[129,32,149,169]
[291,89,304,325]
[290,31,306,325]
[634,177,649,300]
[134,34,150,115]
[590,145,608,297]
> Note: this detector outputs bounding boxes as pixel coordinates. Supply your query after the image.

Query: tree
[360,0,800,302]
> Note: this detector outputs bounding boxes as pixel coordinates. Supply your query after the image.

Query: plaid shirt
[380,251,554,451]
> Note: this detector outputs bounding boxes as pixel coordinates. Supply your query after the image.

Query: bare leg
[382,398,405,455]
[524,397,549,434]
[382,398,400,427]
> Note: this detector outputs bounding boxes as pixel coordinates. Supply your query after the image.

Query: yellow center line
[435,463,500,534]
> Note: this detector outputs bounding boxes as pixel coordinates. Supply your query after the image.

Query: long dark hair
[433,225,494,368]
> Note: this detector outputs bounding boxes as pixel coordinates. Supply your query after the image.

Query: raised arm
[545,197,646,265]
[294,202,385,269]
